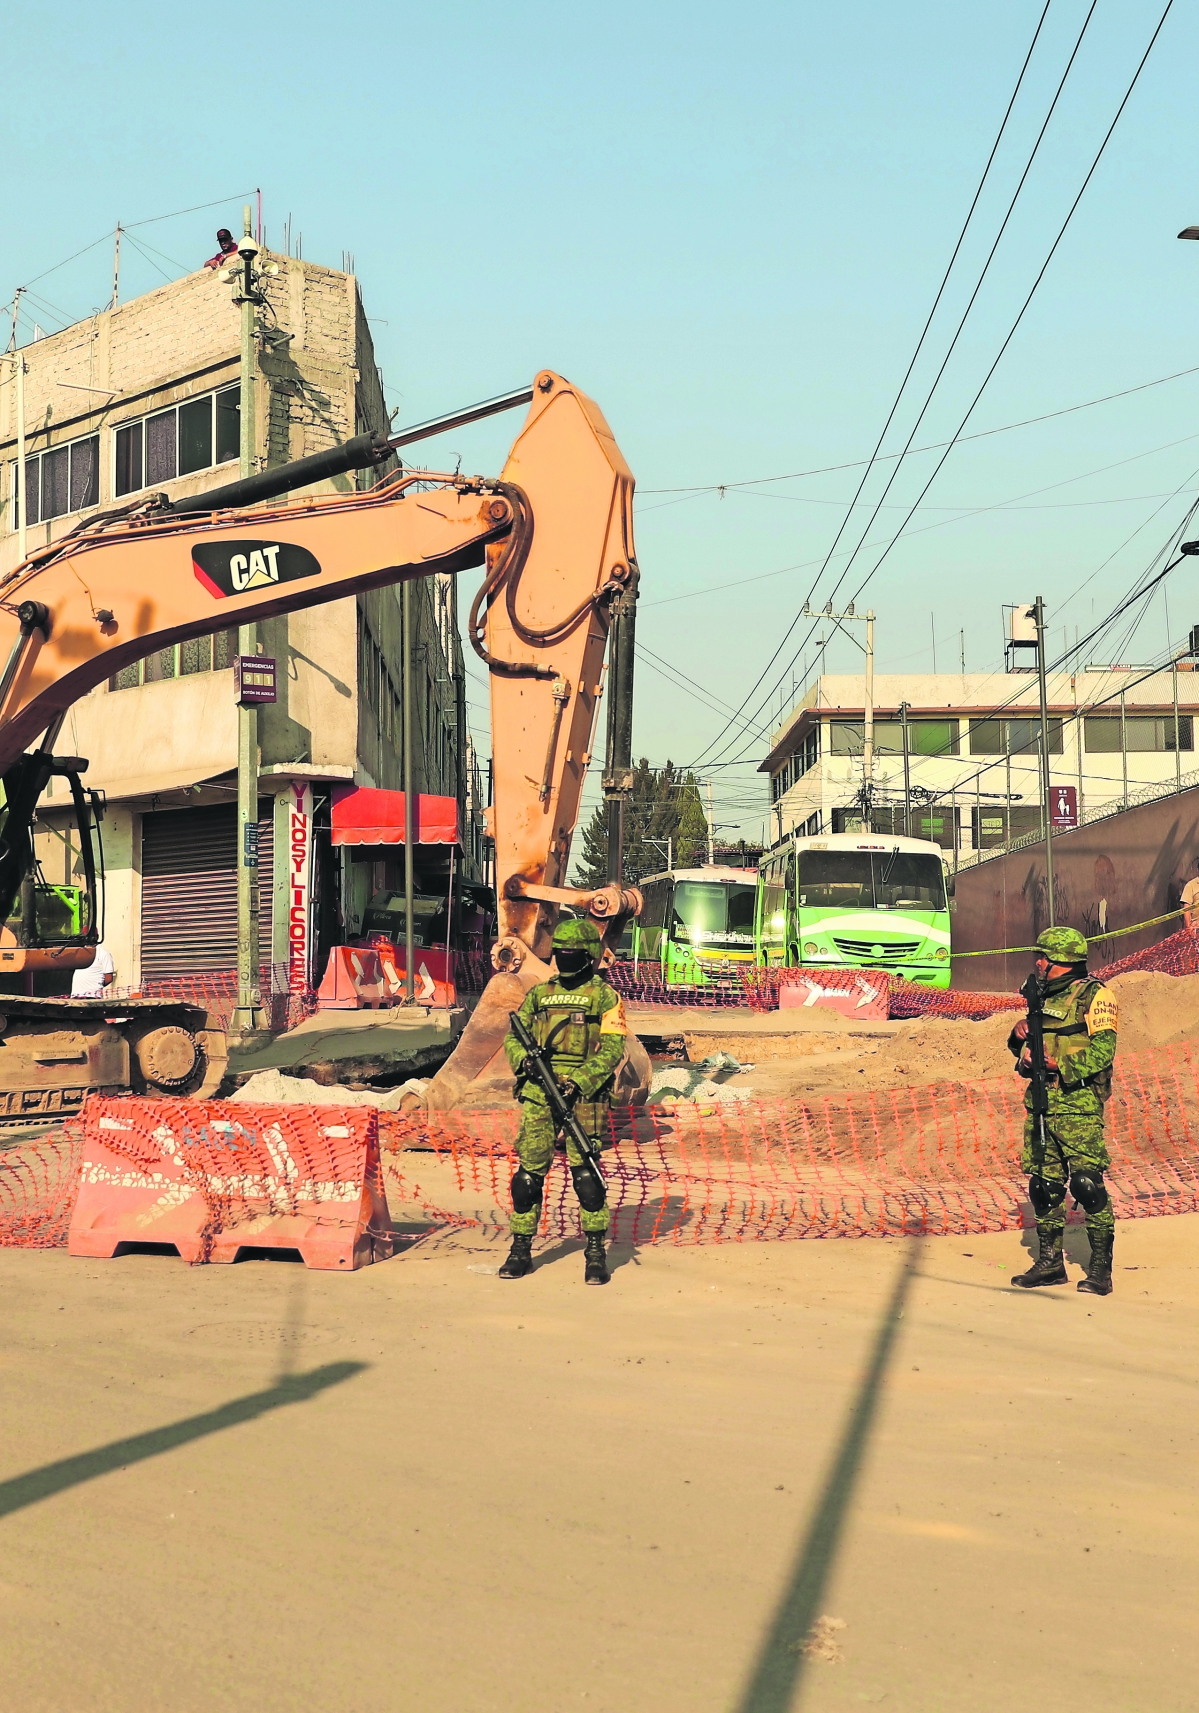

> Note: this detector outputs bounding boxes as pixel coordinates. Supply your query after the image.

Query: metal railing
[955,766,1199,872]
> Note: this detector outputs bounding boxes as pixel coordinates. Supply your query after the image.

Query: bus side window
[759,860,787,959]
[640,879,668,957]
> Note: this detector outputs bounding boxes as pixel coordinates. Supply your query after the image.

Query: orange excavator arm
[0,370,640,974]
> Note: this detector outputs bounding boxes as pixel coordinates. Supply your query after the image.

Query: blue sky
[6,0,1199,841]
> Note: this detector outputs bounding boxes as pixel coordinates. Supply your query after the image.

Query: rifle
[1019,968,1051,1146]
[508,1009,607,1187]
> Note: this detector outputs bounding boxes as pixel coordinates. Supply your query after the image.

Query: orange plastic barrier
[66,1098,394,1268]
[777,968,889,1018]
[368,938,456,1008]
[316,946,387,1010]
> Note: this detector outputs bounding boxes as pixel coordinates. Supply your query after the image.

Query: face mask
[555,949,594,978]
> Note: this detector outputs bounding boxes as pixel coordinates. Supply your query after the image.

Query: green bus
[629,866,759,987]
[755,832,953,988]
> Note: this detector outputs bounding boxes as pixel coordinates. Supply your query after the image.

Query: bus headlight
[934,947,949,961]
[803,942,819,957]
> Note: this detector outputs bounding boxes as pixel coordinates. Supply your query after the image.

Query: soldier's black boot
[499,1234,534,1279]
[584,1233,610,1286]
[1077,1228,1114,1296]
[1011,1229,1068,1288]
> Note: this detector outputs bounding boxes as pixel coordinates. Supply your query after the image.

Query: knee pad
[511,1167,545,1215]
[570,1161,606,1214]
[1069,1170,1109,1216]
[1029,1175,1066,1218]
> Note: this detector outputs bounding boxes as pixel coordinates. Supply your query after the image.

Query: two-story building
[760,666,1199,859]
[0,258,486,996]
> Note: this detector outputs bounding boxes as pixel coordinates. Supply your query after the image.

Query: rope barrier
[952,903,1192,958]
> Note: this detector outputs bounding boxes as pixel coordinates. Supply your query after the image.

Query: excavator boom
[0,371,645,1114]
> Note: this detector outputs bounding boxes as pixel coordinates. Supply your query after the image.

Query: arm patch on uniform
[1085,988,1118,1036]
[600,996,627,1035]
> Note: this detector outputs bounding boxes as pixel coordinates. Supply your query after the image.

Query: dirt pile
[1104,970,1199,1052]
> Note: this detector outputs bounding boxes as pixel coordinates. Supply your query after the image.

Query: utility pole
[602,570,638,882]
[231,204,264,1035]
[706,779,715,866]
[1173,655,1182,793]
[1119,685,1129,810]
[111,225,122,308]
[1033,594,1056,929]
[1,345,27,564]
[803,601,874,830]
[899,701,912,837]
[863,608,874,831]
[402,579,416,1003]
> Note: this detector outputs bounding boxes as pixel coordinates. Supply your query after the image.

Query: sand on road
[0,1212,1196,1713]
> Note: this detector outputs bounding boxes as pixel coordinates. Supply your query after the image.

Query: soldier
[1009,926,1118,1296]
[499,917,627,1286]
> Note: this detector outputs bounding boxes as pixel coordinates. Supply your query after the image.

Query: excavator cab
[0,753,102,990]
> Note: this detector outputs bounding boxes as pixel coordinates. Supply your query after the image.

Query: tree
[573,803,610,888]
[675,773,708,868]
[569,760,710,885]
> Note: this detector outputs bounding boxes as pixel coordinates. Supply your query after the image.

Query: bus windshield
[799,850,946,912]
[672,881,757,948]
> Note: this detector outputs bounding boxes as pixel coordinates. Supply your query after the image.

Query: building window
[829,722,864,755]
[830,718,959,757]
[968,716,1063,756]
[1084,714,1193,753]
[108,629,237,691]
[357,611,402,744]
[871,718,959,757]
[113,385,239,497]
[8,432,100,529]
[833,803,959,848]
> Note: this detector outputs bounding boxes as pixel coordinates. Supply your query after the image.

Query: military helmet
[1036,925,1088,963]
[551,916,602,955]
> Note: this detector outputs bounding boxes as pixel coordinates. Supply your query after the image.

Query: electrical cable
[684,0,1069,770]
[704,0,1178,775]
[638,361,1199,498]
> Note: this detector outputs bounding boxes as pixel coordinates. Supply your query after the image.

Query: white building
[760,666,1199,859]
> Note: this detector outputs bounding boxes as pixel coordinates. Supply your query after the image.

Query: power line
[685,1,1073,771]
[637,362,1199,499]
[707,0,1178,774]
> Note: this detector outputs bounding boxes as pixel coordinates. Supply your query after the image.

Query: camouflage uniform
[1009,926,1118,1290]
[502,953,627,1238]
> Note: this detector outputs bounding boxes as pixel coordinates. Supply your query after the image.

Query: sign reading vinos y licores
[287,782,313,994]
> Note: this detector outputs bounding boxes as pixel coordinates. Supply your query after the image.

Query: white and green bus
[629,866,759,987]
[755,833,953,988]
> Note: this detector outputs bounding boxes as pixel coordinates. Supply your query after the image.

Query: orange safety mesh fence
[606,962,746,1008]
[5,1043,1199,1251]
[374,1041,1199,1244]
[1096,926,1199,980]
[129,964,318,1033]
[0,1123,85,1249]
[739,964,1022,1020]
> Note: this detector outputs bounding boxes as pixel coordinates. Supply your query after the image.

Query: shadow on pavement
[734,1243,921,1713]
[0,1361,366,1520]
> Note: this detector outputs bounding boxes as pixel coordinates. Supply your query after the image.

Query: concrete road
[0,1213,1195,1712]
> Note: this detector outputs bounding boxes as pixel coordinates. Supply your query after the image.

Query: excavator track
[0,996,227,1124]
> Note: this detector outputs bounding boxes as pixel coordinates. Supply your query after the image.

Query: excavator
[0,371,647,1122]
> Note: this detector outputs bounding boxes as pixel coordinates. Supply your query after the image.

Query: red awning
[331,786,459,847]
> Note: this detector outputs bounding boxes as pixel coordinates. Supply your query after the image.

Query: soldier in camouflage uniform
[1009,925,1118,1296]
[499,917,627,1286]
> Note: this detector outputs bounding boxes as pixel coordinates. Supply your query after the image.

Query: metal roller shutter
[140,803,273,979]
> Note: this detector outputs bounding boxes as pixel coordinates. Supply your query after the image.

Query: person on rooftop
[203,229,240,271]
